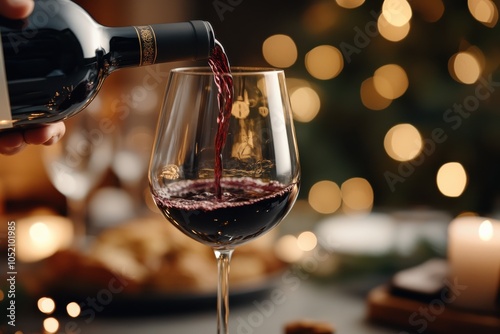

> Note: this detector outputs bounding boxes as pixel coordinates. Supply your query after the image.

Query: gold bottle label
[134,25,157,66]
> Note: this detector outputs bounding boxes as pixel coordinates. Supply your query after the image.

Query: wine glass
[42,107,113,247]
[148,67,300,333]
[111,103,157,213]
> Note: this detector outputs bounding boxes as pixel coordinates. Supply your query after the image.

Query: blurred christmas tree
[196,0,500,215]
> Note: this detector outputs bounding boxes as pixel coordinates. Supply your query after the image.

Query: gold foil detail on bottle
[134,25,157,66]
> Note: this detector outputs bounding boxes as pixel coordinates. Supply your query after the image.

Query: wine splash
[208,40,233,199]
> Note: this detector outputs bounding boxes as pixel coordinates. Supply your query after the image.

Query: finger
[23,122,66,145]
[0,0,35,19]
[0,129,26,155]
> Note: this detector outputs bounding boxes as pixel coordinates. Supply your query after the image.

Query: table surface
[10,208,454,334]
[73,275,401,334]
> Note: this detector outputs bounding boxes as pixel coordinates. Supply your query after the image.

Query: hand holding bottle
[0,0,215,155]
[0,0,65,155]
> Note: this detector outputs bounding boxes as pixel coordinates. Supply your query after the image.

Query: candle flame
[478,219,494,241]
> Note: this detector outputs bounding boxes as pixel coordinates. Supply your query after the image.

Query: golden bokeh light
[360,77,392,110]
[37,297,56,314]
[297,231,318,251]
[373,64,409,99]
[66,302,81,318]
[43,317,60,334]
[275,235,304,263]
[30,222,51,243]
[305,45,344,80]
[468,0,498,27]
[308,180,342,214]
[384,123,423,161]
[290,86,321,123]
[382,0,413,27]
[411,0,445,22]
[262,34,298,68]
[436,162,468,197]
[336,0,365,9]
[378,13,410,42]
[341,177,374,213]
[449,51,482,84]
[17,216,73,263]
[465,45,486,71]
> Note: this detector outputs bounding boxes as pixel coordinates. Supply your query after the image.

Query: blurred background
[2,0,500,216]
[1,1,500,333]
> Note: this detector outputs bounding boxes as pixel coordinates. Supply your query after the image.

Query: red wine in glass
[153,178,299,248]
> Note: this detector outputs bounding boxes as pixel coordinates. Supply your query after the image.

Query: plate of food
[21,216,287,316]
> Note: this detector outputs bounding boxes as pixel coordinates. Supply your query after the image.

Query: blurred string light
[336,0,365,9]
[66,302,81,318]
[262,34,297,68]
[361,64,408,110]
[308,178,374,215]
[341,177,374,213]
[468,0,498,27]
[274,232,319,264]
[384,123,423,161]
[37,297,82,333]
[360,77,392,110]
[297,231,318,251]
[436,162,468,197]
[466,45,487,70]
[290,87,321,122]
[308,180,342,214]
[262,35,339,123]
[43,317,59,333]
[305,45,344,80]
[449,47,484,84]
[373,64,409,99]
[37,297,56,314]
[275,234,304,263]
[378,13,410,42]
[286,78,321,123]
[382,0,412,27]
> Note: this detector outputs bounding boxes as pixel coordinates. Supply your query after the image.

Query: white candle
[448,216,500,313]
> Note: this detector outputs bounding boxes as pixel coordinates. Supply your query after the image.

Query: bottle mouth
[189,20,215,60]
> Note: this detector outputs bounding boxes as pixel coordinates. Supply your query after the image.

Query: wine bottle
[0,0,215,130]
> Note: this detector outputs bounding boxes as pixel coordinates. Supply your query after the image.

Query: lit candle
[448,216,500,313]
[17,215,74,262]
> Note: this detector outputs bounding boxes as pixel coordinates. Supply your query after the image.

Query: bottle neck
[107,21,215,71]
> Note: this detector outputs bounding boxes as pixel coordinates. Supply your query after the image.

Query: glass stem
[214,248,234,334]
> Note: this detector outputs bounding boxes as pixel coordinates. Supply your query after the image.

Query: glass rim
[170,66,284,76]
